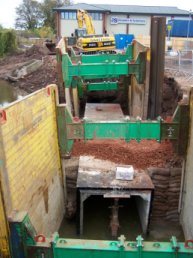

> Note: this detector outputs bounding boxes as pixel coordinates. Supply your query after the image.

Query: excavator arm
[77,9,95,35]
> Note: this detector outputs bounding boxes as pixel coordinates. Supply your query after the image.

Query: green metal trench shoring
[10,212,193,258]
[60,44,146,89]
[56,104,189,157]
[87,81,118,91]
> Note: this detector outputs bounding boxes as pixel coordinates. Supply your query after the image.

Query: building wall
[60,19,103,36]
[61,20,77,36]
[59,10,189,38]
[0,85,64,236]
[129,15,151,36]
[181,88,193,239]
[106,14,127,34]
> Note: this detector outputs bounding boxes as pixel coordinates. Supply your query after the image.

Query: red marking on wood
[0,110,7,124]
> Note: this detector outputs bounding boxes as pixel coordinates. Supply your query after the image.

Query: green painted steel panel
[53,238,193,258]
[87,82,118,91]
[71,63,129,77]
[81,45,133,64]
[84,121,161,142]
[81,54,130,64]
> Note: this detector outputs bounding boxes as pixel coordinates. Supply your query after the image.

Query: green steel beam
[87,82,118,91]
[10,212,193,258]
[61,45,146,88]
[57,104,188,156]
[52,235,193,258]
[84,120,161,142]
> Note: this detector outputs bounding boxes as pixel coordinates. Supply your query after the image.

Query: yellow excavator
[75,9,115,53]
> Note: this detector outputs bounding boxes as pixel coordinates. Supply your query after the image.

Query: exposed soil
[72,139,181,170]
[0,45,58,93]
[14,55,58,93]
[161,76,183,118]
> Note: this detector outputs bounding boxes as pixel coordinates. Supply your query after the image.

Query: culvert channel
[60,141,184,241]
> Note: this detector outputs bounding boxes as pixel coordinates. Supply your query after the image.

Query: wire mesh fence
[165,50,193,75]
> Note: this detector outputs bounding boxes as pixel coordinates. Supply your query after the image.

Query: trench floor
[59,195,184,241]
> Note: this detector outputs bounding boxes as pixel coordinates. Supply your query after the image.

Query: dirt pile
[0,45,57,92]
[0,45,49,66]
[72,139,181,169]
[23,45,50,59]
[14,56,57,93]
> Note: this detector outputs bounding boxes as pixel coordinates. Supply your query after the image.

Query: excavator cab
[75,28,87,38]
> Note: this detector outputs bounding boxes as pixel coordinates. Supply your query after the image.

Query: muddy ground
[0,45,58,93]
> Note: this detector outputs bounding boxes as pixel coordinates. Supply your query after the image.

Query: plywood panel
[0,85,64,235]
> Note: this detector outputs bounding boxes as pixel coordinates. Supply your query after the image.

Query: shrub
[0,29,17,56]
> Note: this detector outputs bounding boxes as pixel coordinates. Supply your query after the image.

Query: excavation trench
[61,138,184,241]
[60,74,184,240]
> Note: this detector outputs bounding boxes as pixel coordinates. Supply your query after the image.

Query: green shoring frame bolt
[171,236,180,252]
[136,235,144,248]
[118,235,126,249]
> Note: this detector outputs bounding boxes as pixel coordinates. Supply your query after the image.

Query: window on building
[61,11,102,20]
[61,11,77,20]
[88,12,103,20]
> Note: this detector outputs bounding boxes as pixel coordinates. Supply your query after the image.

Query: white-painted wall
[129,15,151,36]
[60,19,103,36]
[60,14,188,37]
[106,14,127,34]
[61,20,77,36]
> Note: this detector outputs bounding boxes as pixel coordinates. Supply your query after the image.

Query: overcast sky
[0,0,193,28]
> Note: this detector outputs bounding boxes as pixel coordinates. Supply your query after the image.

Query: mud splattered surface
[72,140,181,169]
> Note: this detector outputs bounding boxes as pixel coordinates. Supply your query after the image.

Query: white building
[53,3,190,37]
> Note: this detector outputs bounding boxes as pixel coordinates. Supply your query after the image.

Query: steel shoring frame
[52,236,193,258]
[9,213,193,258]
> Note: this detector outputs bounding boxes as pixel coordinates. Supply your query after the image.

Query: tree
[41,0,73,31]
[15,0,43,30]
[62,0,73,5]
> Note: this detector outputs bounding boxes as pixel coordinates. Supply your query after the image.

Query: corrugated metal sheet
[54,3,189,16]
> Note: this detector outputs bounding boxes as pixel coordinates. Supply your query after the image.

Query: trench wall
[0,85,64,236]
[181,88,193,239]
